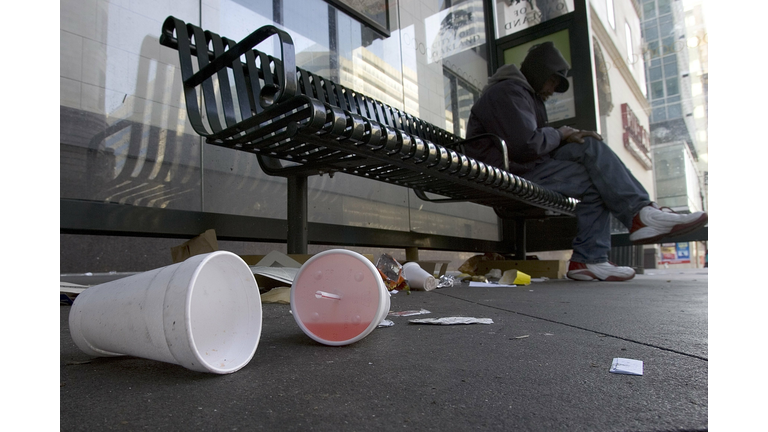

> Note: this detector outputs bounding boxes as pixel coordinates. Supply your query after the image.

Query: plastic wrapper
[375,253,408,292]
[437,274,455,288]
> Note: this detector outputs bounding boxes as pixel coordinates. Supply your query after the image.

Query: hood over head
[479,64,532,96]
[519,41,570,93]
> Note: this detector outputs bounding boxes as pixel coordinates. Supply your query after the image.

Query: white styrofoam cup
[402,262,437,291]
[68,251,262,374]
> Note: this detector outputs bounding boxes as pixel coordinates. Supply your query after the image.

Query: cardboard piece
[475,260,566,279]
[170,229,218,263]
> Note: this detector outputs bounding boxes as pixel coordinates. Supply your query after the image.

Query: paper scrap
[378,319,394,328]
[408,317,493,325]
[469,282,517,288]
[389,308,431,317]
[255,251,302,268]
[610,358,644,376]
[171,229,218,263]
[250,266,299,284]
[260,286,291,304]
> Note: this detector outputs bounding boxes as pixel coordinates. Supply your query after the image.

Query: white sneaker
[629,204,708,244]
[567,261,635,281]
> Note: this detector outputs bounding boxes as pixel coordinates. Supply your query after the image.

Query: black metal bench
[159,16,578,258]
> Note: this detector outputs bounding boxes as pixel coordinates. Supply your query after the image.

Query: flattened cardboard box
[475,260,566,279]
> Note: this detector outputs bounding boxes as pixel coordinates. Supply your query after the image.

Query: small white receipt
[610,358,644,376]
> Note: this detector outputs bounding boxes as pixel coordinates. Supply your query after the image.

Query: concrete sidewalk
[60,269,708,431]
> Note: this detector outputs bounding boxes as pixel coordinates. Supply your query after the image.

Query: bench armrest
[160,16,298,138]
[454,133,509,172]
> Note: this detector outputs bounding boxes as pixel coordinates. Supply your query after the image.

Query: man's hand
[558,126,603,144]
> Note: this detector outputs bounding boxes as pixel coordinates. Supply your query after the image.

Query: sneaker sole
[630,213,708,245]
[567,270,597,281]
[567,270,635,282]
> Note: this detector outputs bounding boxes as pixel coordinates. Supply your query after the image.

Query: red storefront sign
[621,103,652,169]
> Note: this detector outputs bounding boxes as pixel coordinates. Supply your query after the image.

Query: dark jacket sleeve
[469,81,561,167]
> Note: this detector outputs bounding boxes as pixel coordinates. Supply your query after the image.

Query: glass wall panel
[60,0,203,211]
[494,0,575,38]
[61,0,501,242]
[404,0,498,240]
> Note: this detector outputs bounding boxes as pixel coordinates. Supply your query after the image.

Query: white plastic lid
[290,249,390,346]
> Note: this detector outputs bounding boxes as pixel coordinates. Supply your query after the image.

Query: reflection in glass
[495,0,574,38]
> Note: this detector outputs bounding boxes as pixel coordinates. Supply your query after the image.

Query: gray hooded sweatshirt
[464,63,563,176]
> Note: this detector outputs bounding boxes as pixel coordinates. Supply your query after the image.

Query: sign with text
[621,103,652,169]
[660,242,691,264]
[496,0,574,38]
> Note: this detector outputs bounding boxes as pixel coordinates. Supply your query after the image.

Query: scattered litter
[408,317,493,325]
[609,358,644,376]
[378,319,394,327]
[436,274,455,288]
[531,277,550,282]
[484,268,502,282]
[260,286,291,304]
[469,281,517,288]
[250,251,303,285]
[543,333,554,336]
[402,262,437,291]
[171,229,218,263]
[498,269,531,285]
[375,253,408,292]
[389,308,430,317]
[513,335,530,339]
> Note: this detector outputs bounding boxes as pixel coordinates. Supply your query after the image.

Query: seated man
[464,42,707,281]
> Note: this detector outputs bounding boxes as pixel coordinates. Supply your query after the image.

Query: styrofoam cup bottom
[403,262,437,291]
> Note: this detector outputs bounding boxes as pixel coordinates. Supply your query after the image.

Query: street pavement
[60,269,708,431]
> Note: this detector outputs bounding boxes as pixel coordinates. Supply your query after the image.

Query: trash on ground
[484,268,502,282]
[531,277,550,282]
[513,335,530,339]
[375,253,409,292]
[389,308,431,317]
[250,267,299,285]
[170,229,218,263]
[609,358,644,375]
[469,281,517,288]
[260,286,291,304]
[408,317,494,325]
[498,269,531,286]
[378,319,394,327]
[402,262,437,291]
[250,251,302,285]
[458,252,506,275]
[436,274,455,288]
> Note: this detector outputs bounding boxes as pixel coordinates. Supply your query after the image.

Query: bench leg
[287,175,308,254]
[500,218,526,260]
[514,219,526,260]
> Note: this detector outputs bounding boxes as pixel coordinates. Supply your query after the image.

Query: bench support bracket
[287,175,308,254]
